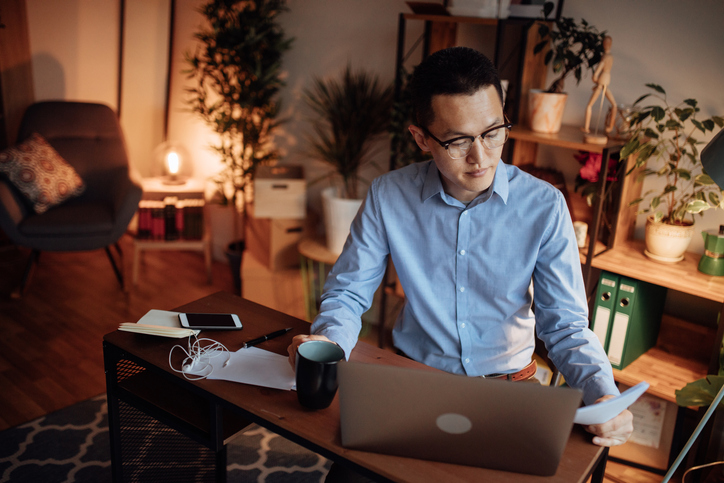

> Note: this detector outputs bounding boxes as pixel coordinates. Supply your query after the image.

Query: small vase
[644,216,694,263]
[528,89,568,134]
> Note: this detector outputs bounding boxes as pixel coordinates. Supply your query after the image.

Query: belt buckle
[480,373,504,379]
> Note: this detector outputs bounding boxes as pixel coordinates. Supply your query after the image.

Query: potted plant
[185,0,293,294]
[302,65,393,254]
[530,2,605,133]
[621,83,724,262]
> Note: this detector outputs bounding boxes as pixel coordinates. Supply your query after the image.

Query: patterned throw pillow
[0,133,85,213]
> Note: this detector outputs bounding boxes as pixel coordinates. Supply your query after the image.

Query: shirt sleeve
[310,180,390,358]
[532,190,620,406]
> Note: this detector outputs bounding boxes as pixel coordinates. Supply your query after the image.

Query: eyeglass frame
[422,116,513,159]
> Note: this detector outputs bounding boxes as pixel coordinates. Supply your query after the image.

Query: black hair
[409,47,503,129]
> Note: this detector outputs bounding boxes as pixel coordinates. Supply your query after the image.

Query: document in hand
[573,381,650,425]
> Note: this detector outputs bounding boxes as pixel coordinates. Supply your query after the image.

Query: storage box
[246,204,305,270]
[253,165,306,219]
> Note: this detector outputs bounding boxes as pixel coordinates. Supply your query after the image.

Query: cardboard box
[254,165,306,219]
[246,204,305,270]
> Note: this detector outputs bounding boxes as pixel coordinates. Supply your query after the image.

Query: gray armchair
[0,101,143,294]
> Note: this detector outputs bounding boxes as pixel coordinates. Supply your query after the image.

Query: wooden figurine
[583,35,616,144]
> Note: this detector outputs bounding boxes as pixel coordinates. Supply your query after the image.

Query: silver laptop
[338,362,582,476]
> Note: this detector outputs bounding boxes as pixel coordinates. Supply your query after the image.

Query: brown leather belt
[483,360,537,382]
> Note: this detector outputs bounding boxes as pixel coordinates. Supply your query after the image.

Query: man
[288,47,633,448]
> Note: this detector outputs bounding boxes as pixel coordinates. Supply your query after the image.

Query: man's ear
[409,125,432,152]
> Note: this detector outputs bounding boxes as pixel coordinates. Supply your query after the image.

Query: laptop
[338,362,582,476]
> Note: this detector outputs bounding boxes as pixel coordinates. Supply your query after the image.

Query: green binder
[606,276,667,370]
[590,271,619,350]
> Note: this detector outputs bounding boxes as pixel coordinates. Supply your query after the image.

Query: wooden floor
[0,234,672,482]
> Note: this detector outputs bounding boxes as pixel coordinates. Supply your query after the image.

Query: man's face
[410,86,505,203]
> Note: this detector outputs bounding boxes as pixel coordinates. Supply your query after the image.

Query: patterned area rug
[0,395,331,482]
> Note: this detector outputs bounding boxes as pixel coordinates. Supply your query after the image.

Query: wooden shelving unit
[510,125,724,407]
[509,124,622,154]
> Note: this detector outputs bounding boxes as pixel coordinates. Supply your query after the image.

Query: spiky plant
[185,0,293,233]
[303,65,393,199]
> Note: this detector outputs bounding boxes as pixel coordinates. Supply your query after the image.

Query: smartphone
[178,313,243,330]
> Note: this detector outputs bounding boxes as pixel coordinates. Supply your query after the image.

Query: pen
[244,327,293,348]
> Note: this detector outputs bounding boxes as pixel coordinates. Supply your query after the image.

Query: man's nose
[466,136,486,163]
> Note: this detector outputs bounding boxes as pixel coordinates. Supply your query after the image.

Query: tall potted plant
[302,65,393,254]
[530,2,605,133]
[622,84,724,262]
[185,0,293,294]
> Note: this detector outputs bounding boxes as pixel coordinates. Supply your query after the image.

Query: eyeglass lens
[447,127,509,159]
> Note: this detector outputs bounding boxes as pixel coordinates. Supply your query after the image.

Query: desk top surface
[104,291,605,483]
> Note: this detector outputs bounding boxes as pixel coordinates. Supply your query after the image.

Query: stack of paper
[119,323,196,338]
[118,309,200,338]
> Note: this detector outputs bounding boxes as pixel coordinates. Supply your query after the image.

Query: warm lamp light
[166,151,180,176]
[153,141,192,185]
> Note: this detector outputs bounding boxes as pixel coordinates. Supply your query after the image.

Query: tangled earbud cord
[168,334,230,380]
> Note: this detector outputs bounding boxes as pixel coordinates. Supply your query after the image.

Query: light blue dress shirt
[312,159,619,405]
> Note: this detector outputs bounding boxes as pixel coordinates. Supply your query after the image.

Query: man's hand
[584,395,634,446]
[287,334,334,370]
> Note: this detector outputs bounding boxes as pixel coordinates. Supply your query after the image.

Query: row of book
[137,197,205,241]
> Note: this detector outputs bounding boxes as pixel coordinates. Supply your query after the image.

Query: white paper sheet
[574,381,650,425]
[199,347,296,391]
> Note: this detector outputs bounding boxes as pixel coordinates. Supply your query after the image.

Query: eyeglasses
[423,117,513,159]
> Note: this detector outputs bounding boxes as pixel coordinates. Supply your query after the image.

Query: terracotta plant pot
[644,216,694,263]
[528,89,568,134]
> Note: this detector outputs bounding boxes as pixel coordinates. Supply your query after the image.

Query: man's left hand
[584,395,634,446]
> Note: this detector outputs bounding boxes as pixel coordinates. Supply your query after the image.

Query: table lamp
[153,141,191,185]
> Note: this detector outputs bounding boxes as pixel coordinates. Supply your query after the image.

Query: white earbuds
[169,335,230,380]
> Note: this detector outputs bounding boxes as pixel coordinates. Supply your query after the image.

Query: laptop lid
[338,362,582,476]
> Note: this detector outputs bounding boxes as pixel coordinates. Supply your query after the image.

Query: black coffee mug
[295,340,345,409]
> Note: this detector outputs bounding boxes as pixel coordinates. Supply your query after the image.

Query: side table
[133,177,212,285]
[298,237,339,321]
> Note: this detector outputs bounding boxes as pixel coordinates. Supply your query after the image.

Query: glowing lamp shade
[153,141,192,185]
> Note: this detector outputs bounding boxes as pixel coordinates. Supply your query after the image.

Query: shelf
[403,13,498,25]
[119,367,251,446]
[611,347,707,404]
[133,234,209,250]
[591,240,724,303]
[578,240,606,264]
[509,125,624,154]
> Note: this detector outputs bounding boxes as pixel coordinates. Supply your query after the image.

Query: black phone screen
[183,313,239,328]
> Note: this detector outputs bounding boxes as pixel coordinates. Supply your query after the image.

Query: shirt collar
[421,159,510,206]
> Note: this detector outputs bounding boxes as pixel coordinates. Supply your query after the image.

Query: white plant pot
[321,187,363,255]
[644,216,695,263]
[528,89,568,134]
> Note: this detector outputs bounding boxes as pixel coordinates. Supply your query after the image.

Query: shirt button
[461,323,466,328]
[465,358,471,364]
[459,287,465,293]
[459,249,466,255]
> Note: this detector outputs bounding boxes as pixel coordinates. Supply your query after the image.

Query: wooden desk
[104,291,607,482]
